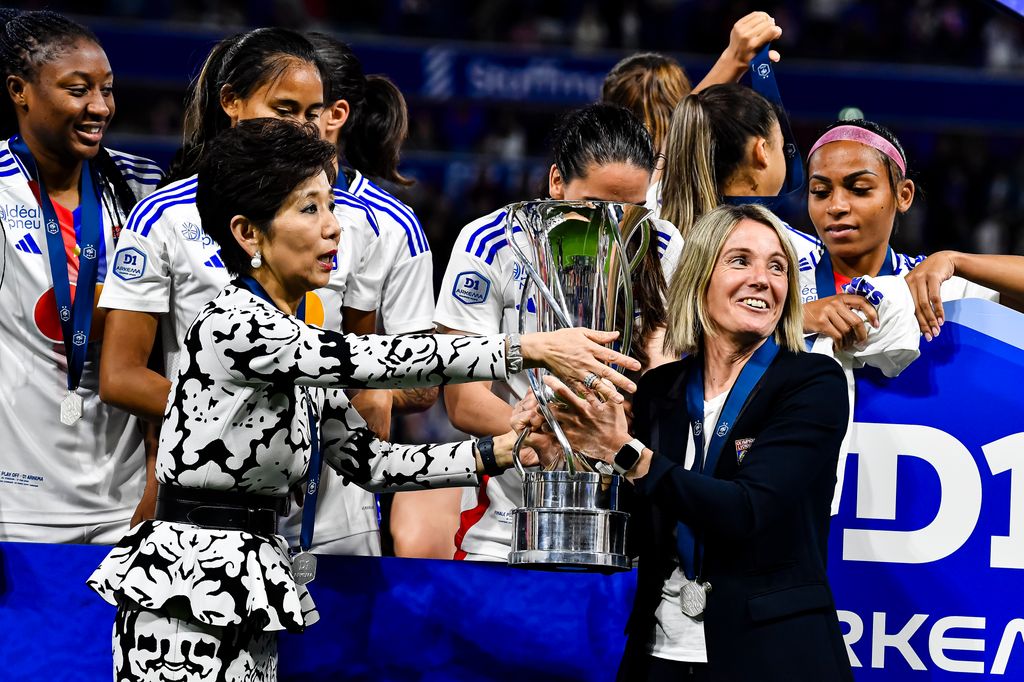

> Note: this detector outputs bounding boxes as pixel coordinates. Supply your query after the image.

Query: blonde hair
[660,85,779,237]
[601,53,691,154]
[664,203,804,356]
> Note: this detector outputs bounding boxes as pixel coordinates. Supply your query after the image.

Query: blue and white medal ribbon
[10,136,103,425]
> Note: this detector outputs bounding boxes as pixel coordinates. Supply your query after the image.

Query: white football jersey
[99,174,383,548]
[435,205,684,561]
[0,139,161,530]
[347,170,434,334]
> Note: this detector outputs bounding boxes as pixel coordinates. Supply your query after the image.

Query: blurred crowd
[26,0,1024,279]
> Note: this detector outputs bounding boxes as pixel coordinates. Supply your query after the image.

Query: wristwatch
[505,333,523,373]
[612,438,645,476]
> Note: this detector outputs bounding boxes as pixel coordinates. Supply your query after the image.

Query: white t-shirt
[98,175,382,547]
[435,205,684,561]
[649,390,726,663]
[0,139,161,529]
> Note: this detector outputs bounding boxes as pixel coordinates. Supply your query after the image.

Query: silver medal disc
[292,552,317,585]
[679,579,711,619]
[60,391,83,426]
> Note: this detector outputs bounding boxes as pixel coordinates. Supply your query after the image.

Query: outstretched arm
[692,11,782,93]
[906,251,1024,340]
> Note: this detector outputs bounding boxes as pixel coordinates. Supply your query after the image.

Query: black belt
[155,484,289,536]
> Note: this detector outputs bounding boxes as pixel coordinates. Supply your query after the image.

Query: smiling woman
[0,9,163,544]
[534,203,853,681]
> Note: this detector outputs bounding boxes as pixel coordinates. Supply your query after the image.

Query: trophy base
[509,507,631,573]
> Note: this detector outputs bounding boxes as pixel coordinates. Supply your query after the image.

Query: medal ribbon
[723,44,804,210]
[813,246,895,299]
[676,337,779,580]
[236,277,320,551]
[10,136,102,395]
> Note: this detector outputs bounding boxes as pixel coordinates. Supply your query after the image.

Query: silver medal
[292,551,317,585]
[679,579,711,619]
[60,391,83,426]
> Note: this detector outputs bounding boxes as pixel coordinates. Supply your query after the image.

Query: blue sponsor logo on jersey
[453,271,490,305]
[180,221,215,247]
[0,203,41,229]
[112,247,146,281]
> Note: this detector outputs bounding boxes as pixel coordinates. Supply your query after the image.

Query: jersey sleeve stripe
[361,196,422,257]
[363,182,429,254]
[332,190,380,236]
[472,224,507,258]
[465,211,507,254]
[362,185,424,252]
[119,172,162,186]
[783,222,821,246]
[481,224,523,264]
[125,178,198,237]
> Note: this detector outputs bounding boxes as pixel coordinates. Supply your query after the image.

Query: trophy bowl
[503,199,652,573]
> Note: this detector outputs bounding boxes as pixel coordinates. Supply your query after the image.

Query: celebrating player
[0,10,162,543]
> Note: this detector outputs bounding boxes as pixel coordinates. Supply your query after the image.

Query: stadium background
[15,0,1023,442]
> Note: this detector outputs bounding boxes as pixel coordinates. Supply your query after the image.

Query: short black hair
[551,103,655,184]
[196,118,337,276]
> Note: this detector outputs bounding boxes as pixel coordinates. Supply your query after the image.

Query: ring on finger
[583,372,600,390]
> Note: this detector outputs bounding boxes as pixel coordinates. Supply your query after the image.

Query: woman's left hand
[536,376,632,464]
[520,328,640,404]
[905,251,958,341]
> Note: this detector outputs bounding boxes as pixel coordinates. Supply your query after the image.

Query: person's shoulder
[452,206,512,260]
[638,357,689,394]
[774,348,845,387]
[122,174,199,238]
[350,172,429,257]
[104,147,164,190]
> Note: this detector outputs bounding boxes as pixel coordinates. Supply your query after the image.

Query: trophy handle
[618,204,653,273]
[525,370,579,474]
[511,427,530,477]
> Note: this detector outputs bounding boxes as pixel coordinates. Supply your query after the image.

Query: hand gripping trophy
[505,199,651,572]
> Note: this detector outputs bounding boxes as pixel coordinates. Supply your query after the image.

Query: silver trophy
[505,199,651,573]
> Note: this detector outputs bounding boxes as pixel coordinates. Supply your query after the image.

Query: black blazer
[620,349,854,682]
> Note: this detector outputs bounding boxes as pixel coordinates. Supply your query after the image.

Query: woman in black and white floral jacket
[89,118,640,681]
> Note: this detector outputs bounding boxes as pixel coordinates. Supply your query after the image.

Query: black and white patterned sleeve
[319,388,478,491]
[204,301,509,389]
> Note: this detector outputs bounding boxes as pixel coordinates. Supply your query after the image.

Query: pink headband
[807,125,906,176]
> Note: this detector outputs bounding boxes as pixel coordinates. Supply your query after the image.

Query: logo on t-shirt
[112,247,146,281]
[453,271,490,305]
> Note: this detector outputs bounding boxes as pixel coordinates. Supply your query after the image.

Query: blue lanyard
[813,247,895,299]
[723,44,804,210]
[10,136,102,394]
[676,337,779,580]
[236,277,321,551]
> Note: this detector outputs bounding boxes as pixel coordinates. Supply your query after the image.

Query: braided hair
[0,9,138,223]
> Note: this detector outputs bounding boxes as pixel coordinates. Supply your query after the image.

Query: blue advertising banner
[829,298,1024,678]
[1,299,1022,680]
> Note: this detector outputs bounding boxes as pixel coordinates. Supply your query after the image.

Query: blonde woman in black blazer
[540,203,854,681]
